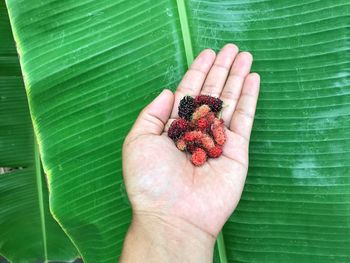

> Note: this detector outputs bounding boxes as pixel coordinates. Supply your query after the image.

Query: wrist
[121,211,215,262]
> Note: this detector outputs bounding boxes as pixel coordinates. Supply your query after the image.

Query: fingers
[201,44,238,97]
[220,52,253,126]
[229,73,260,142]
[171,49,216,118]
[129,89,174,137]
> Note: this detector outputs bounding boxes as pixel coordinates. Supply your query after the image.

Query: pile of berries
[168,95,226,166]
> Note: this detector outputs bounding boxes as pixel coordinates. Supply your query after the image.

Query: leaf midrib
[176,0,194,66]
[35,140,48,261]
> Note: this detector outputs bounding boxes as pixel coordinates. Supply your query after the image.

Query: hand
[121,44,260,262]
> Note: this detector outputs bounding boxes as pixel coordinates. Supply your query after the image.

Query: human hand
[121,44,260,262]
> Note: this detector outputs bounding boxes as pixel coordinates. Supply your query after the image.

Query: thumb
[129,89,174,137]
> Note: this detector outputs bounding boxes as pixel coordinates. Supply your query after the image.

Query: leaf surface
[5,0,350,262]
[5,0,187,261]
[185,0,350,261]
[0,2,77,262]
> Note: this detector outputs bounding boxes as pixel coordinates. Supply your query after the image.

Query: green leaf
[184,0,350,262]
[5,0,187,262]
[5,0,350,262]
[0,2,77,262]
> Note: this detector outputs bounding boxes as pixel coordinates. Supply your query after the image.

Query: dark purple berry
[195,95,223,113]
[178,96,196,120]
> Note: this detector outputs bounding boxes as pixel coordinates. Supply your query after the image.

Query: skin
[120,43,260,262]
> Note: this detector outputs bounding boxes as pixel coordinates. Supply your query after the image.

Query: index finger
[170,49,216,118]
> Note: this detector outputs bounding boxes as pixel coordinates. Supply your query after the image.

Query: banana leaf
[0,2,77,262]
[4,0,350,262]
[185,1,350,262]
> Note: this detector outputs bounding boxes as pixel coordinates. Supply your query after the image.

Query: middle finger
[200,43,239,97]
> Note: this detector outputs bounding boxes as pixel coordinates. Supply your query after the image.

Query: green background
[1,0,350,262]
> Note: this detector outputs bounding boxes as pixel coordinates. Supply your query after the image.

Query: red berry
[200,133,215,150]
[176,138,186,151]
[206,112,216,125]
[168,119,189,140]
[183,131,203,142]
[207,145,223,158]
[197,117,209,130]
[211,118,226,145]
[176,118,188,129]
[191,148,207,166]
[192,105,210,121]
[195,95,223,113]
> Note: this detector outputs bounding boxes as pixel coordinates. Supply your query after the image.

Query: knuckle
[221,89,239,101]
[213,63,229,72]
[236,107,254,120]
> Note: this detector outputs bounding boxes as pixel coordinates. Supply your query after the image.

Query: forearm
[120,213,215,263]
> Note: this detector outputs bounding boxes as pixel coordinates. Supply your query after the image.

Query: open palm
[123,44,260,239]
